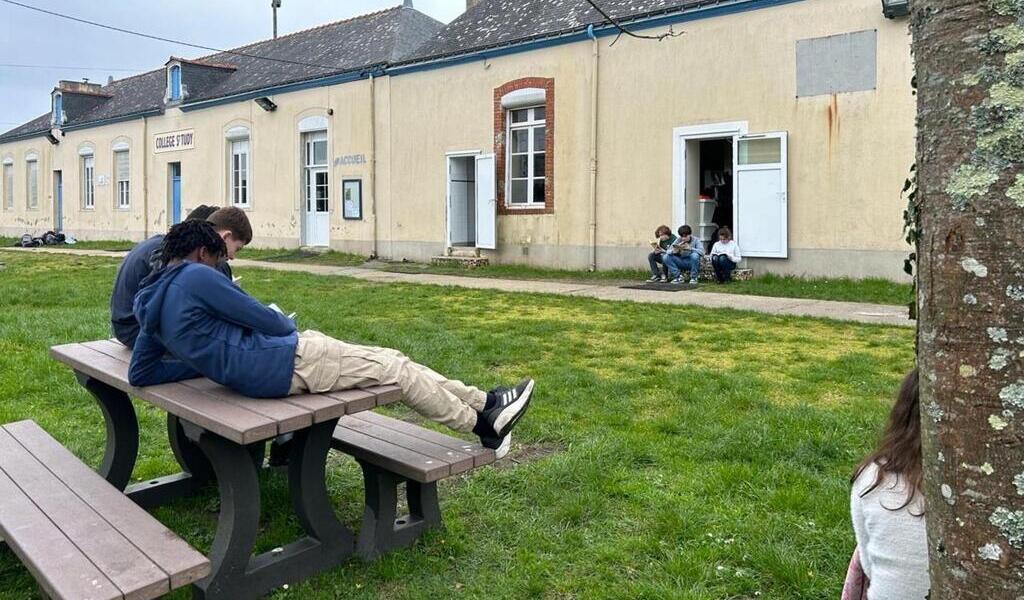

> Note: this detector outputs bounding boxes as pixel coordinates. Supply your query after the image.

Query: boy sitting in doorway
[663,225,705,285]
[646,225,677,282]
[127,220,533,458]
[110,206,252,348]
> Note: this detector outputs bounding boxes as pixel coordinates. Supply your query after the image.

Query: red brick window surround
[494,77,554,215]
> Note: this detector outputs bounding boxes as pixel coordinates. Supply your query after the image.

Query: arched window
[168,64,182,102]
[51,93,63,126]
[225,126,251,207]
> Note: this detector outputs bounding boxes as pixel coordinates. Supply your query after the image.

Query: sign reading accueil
[153,129,196,154]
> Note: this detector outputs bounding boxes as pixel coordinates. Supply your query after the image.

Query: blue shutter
[170,66,181,101]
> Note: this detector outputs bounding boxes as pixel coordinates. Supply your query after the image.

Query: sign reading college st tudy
[153,129,196,154]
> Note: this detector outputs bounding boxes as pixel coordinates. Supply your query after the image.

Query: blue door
[53,171,63,232]
[170,163,182,225]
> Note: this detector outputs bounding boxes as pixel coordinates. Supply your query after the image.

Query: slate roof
[401,0,743,64]
[1,5,443,141]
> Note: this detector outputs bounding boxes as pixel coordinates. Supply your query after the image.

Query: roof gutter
[388,0,806,77]
[61,110,162,133]
[180,65,381,112]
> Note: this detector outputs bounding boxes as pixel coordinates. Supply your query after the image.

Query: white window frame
[26,159,38,210]
[229,136,250,208]
[114,149,130,209]
[2,160,12,210]
[82,154,95,210]
[303,130,329,211]
[505,105,546,208]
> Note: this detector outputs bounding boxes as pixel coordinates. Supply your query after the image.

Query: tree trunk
[913,0,1024,597]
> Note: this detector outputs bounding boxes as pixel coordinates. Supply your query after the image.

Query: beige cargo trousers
[288,330,486,433]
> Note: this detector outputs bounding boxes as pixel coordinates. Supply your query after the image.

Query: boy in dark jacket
[128,220,532,458]
[110,206,252,347]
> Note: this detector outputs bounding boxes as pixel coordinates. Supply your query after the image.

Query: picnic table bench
[0,420,209,600]
[31,339,497,599]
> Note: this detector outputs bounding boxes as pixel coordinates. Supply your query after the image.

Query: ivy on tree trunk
[913,0,1024,596]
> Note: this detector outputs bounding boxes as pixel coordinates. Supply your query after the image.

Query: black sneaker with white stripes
[482,378,534,439]
[480,432,513,460]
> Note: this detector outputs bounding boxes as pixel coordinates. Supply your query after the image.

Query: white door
[733,132,788,258]
[475,153,496,250]
[303,131,330,247]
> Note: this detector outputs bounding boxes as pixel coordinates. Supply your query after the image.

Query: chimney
[58,79,104,95]
[107,75,114,86]
[466,0,481,11]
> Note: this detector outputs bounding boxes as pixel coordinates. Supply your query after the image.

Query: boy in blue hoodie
[129,220,533,458]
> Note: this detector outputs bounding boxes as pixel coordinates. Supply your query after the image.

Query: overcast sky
[0,0,464,132]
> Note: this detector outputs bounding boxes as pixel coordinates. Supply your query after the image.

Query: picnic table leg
[169,415,266,483]
[185,419,354,600]
[75,372,138,491]
[355,461,443,559]
[287,418,353,551]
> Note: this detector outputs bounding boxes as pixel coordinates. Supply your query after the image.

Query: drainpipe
[369,72,378,258]
[142,115,149,238]
[587,24,600,271]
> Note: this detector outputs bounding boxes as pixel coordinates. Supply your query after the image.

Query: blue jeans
[711,254,737,282]
[648,252,667,278]
[665,252,701,280]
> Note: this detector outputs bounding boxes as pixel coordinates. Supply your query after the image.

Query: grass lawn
[241,247,367,267]
[0,235,135,252]
[382,262,913,306]
[0,252,913,599]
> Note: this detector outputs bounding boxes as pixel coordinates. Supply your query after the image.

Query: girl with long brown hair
[847,368,930,599]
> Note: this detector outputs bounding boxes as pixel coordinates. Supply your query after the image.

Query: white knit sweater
[850,462,930,600]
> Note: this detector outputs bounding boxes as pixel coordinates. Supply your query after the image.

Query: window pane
[313,140,327,165]
[510,180,528,203]
[533,179,545,204]
[738,138,782,165]
[511,109,529,123]
[316,171,328,211]
[533,106,546,121]
[511,129,529,153]
[510,155,529,178]
[533,126,545,151]
[534,153,545,178]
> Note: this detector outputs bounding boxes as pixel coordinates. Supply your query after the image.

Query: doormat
[620,282,701,292]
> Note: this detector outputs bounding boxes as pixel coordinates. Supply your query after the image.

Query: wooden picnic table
[50,339,402,600]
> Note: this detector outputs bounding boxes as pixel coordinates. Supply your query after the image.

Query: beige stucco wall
[140,80,377,250]
[0,0,915,280]
[0,137,52,237]
[383,0,915,279]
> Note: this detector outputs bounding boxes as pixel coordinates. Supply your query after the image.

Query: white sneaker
[493,434,512,460]
[689,278,698,285]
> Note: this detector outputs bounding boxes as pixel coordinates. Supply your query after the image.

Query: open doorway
[674,122,789,258]
[446,152,496,251]
[447,155,476,247]
[685,138,733,252]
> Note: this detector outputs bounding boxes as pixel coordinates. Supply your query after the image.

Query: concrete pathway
[0,246,914,328]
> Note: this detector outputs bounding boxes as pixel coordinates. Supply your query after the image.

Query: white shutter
[733,132,788,258]
[115,151,130,181]
[475,153,497,250]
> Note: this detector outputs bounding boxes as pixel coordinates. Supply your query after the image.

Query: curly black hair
[161,219,227,265]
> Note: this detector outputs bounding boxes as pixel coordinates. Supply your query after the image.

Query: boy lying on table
[128,219,533,458]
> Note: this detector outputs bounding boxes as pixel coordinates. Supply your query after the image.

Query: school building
[0,0,915,280]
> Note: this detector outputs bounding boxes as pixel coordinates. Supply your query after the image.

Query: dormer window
[167,63,183,102]
[51,92,64,126]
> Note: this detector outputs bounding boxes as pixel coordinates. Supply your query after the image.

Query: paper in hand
[268,303,297,321]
